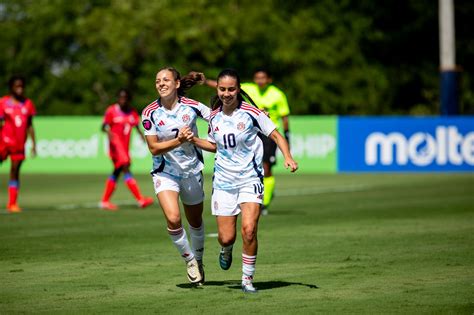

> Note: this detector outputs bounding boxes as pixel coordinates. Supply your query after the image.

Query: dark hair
[117,88,132,100]
[157,66,202,96]
[211,68,258,110]
[8,75,26,90]
[253,67,271,77]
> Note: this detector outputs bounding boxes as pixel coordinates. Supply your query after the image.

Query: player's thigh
[212,188,241,216]
[216,215,238,243]
[180,172,204,206]
[153,174,182,226]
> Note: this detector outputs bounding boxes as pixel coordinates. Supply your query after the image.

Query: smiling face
[217,75,239,108]
[155,69,180,99]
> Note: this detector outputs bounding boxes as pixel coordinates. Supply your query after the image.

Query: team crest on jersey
[21,108,28,115]
[214,126,219,132]
[237,122,245,131]
[182,114,190,123]
[142,119,152,130]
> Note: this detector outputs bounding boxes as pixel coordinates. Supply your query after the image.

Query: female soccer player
[141,67,210,285]
[0,76,37,213]
[190,69,298,293]
[100,88,154,211]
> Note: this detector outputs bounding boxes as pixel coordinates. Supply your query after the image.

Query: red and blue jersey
[103,104,140,153]
[0,95,36,149]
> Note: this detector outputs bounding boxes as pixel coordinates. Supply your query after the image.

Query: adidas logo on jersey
[158,120,165,126]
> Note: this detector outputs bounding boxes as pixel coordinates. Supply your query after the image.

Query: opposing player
[206,69,291,214]
[100,88,153,211]
[0,75,37,213]
[141,67,210,285]
[191,69,297,293]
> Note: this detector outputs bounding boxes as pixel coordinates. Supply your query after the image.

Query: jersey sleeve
[197,102,211,122]
[256,112,277,137]
[28,99,37,117]
[207,120,216,143]
[131,109,140,127]
[141,110,157,136]
[103,107,113,126]
[276,90,290,117]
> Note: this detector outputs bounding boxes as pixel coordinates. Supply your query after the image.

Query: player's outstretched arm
[145,126,192,155]
[269,129,298,172]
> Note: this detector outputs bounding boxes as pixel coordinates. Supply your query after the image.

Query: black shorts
[260,134,277,166]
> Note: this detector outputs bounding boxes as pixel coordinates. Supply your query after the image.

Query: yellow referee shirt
[241,82,290,130]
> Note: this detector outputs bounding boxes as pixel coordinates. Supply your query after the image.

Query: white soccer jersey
[141,97,211,178]
[208,101,276,190]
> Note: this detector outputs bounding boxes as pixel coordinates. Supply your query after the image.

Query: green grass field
[0,173,473,314]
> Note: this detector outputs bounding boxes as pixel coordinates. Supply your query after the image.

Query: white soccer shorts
[152,172,204,205]
[211,180,264,216]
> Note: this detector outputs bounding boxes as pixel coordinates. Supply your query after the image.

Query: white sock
[189,223,205,261]
[167,227,194,262]
[242,253,256,282]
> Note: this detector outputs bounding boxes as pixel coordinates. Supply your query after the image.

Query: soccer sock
[242,253,257,282]
[124,173,143,201]
[8,180,19,206]
[101,177,117,202]
[168,227,194,262]
[189,223,205,261]
[263,176,275,207]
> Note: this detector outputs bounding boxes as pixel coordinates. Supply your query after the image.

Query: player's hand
[188,71,206,85]
[178,126,193,143]
[284,158,298,173]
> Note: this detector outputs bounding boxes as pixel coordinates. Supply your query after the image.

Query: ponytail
[156,67,202,96]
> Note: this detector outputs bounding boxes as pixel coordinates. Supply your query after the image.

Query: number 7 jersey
[208,101,276,190]
[141,97,211,178]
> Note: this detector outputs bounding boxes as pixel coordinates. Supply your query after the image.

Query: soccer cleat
[186,257,203,284]
[241,279,258,293]
[197,260,205,285]
[138,197,154,208]
[219,247,233,270]
[99,201,118,211]
[7,204,22,213]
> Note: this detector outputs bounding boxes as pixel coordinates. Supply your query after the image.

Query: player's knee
[218,234,236,247]
[166,218,182,230]
[241,224,257,243]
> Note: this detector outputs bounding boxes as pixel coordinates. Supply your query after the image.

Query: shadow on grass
[177,280,318,290]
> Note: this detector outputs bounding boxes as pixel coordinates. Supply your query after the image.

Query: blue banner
[338,117,474,171]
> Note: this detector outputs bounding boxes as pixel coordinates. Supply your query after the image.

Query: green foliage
[0,0,472,115]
